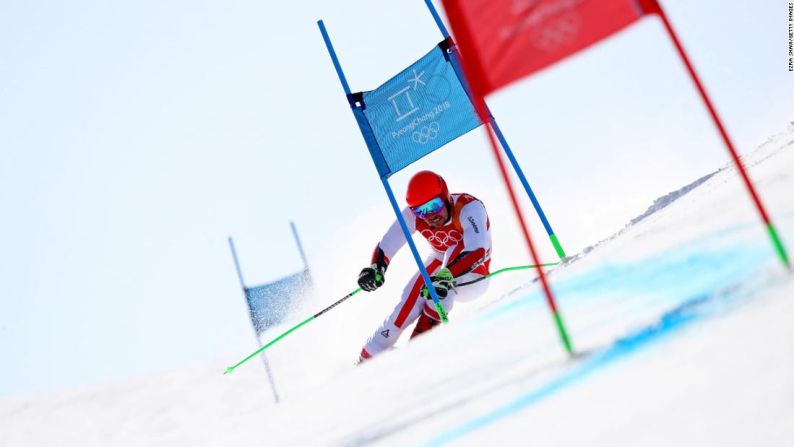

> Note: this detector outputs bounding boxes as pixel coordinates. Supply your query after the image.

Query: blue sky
[1,0,792,398]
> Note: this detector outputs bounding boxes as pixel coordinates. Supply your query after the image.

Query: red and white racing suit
[360,193,492,360]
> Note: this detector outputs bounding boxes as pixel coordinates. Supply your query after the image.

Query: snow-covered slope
[2,124,793,446]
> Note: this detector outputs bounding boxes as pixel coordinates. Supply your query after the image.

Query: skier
[356,170,492,362]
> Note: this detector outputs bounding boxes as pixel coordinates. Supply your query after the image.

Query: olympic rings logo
[531,15,580,52]
[412,122,440,144]
[421,229,463,248]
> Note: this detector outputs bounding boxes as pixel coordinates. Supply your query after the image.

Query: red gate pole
[482,122,575,355]
[651,1,790,269]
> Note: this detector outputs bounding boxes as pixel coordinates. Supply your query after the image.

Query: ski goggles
[411,197,445,218]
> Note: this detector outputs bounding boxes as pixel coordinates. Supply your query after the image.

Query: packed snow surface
[2,125,794,446]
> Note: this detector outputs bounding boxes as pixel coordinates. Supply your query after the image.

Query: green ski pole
[225,264,559,375]
[456,262,560,287]
[224,286,365,375]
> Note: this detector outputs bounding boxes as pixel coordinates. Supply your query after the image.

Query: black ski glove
[420,268,455,300]
[358,264,386,292]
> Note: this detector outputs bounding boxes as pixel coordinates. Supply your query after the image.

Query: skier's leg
[449,273,491,303]
[419,289,456,323]
[359,256,443,361]
[417,272,490,328]
[410,312,441,338]
[412,273,489,339]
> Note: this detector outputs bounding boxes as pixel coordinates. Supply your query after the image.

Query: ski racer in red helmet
[356,170,492,363]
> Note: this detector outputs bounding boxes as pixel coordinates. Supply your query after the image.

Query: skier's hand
[358,264,385,292]
[421,268,455,300]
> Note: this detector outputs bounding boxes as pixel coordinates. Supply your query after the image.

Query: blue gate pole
[489,120,566,258]
[289,221,313,287]
[424,0,451,37]
[289,221,310,271]
[381,178,448,322]
[422,0,566,260]
[227,237,280,403]
[317,19,448,320]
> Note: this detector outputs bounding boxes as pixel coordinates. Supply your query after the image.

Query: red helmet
[406,170,449,207]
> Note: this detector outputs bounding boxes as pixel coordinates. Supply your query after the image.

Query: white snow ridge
[2,125,794,446]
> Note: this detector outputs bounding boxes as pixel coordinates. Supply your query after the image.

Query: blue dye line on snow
[422,243,774,446]
[422,292,711,447]
[479,245,769,323]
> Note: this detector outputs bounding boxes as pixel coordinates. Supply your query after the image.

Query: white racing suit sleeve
[459,200,491,253]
